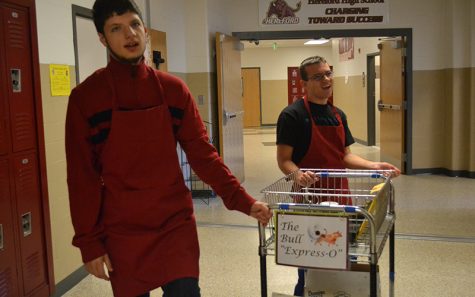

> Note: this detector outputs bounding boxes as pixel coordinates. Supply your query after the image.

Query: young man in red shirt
[66,1,272,296]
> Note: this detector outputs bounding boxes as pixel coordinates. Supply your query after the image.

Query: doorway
[234,29,412,174]
[367,52,380,147]
[241,67,262,128]
[72,5,108,84]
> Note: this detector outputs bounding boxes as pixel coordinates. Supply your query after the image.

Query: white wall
[76,16,108,81]
[207,0,232,72]
[36,0,95,65]
[185,0,210,73]
[330,37,380,77]
[447,0,473,68]
[220,0,473,71]
[134,0,147,26]
[35,0,190,73]
[149,0,187,73]
[242,38,382,81]
[35,0,144,64]
[242,38,381,80]
[242,45,333,80]
[207,0,232,36]
[34,0,474,71]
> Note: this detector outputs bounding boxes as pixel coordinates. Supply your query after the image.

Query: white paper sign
[276,213,348,270]
[259,0,389,27]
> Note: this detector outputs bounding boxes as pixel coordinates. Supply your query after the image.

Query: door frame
[233,28,413,174]
[366,52,379,147]
[215,33,245,181]
[241,67,262,127]
[72,4,94,85]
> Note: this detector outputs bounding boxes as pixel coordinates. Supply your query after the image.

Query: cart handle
[299,169,394,179]
[273,203,358,213]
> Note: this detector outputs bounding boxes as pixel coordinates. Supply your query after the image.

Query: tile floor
[62,127,475,297]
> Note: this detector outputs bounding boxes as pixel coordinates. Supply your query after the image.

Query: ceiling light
[304,38,330,45]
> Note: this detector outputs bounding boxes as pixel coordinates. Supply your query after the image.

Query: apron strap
[303,97,342,126]
[105,68,119,111]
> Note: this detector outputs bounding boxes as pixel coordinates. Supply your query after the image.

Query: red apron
[100,68,199,296]
[297,97,350,205]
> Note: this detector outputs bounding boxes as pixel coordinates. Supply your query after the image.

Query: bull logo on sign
[263,0,301,24]
[267,0,301,19]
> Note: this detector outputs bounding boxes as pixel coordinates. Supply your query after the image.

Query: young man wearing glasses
[276,56,400,296]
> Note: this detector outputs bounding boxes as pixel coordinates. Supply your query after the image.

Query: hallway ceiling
[243,39,332,48]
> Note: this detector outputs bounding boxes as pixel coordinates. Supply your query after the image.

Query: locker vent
[14,113,34,146]
[0,268,12,297]
[25,251,40,285]
[17,161,34,194]
[7,21,24,49]
[0,122,6,154]
[0,161,8,190]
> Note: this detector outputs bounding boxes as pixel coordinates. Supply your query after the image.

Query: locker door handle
[0,224,3,250]
[22,212,32,237]
[11,68,21,93]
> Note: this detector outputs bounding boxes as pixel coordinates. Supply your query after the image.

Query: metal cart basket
[179,145,215,205]
[178,121,216,204]
[258,169,396,297]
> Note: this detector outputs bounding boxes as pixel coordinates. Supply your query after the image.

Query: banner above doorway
[259,0,389,28]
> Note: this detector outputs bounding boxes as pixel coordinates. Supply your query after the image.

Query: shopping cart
[258,169,396,297]
[178,121,216,204]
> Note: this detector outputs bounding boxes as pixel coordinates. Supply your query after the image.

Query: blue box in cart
[304,264,381,297]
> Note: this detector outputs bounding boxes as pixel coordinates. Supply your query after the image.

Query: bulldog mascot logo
[262,0,301,24]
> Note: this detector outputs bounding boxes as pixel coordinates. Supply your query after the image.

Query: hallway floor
[63,127,475,297]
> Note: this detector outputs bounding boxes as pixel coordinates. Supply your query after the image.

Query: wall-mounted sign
[339,37,355,61]
[259,0,389,27]
[275,212,349,270]
[49,64,71,96]
[287,67,306,105]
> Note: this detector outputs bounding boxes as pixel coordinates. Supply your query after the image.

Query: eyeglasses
[307,71,333,81]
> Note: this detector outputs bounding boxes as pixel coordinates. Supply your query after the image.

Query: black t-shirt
[276,99,355,164]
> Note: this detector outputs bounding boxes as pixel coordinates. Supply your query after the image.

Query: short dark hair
[299,56,327,81]
[92,0,143,34]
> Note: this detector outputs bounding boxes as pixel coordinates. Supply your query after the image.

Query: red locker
[0,159,20,297]
[0,1,53,296]
[0,83,9,156]
[1,5,36,152]
[0,5,8,156]
[12,153,47,294]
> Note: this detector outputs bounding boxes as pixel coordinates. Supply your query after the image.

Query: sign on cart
[275,213,348,270]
